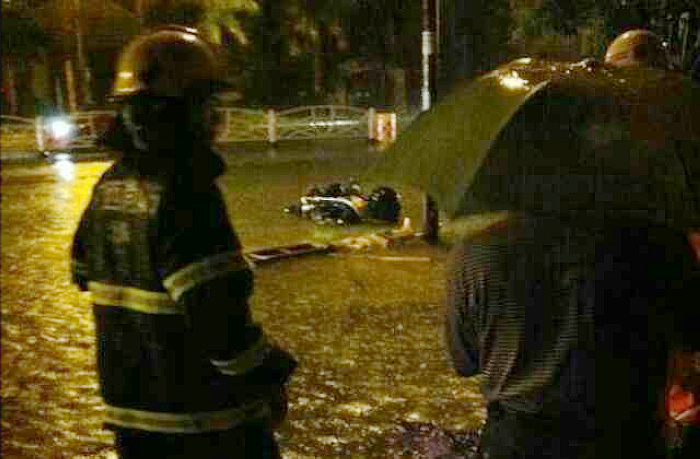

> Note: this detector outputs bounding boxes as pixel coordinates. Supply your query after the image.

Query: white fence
[216,105,396,143]
[2,106,414,158]
[215,107,268,143]
[274,105,369,142]
[215,105,376,143]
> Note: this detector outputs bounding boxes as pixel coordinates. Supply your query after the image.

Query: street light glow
[498,72,530,91]
[49,118,73,139]
[51,154,75,181]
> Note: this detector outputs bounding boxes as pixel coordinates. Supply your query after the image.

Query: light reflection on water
[51,155,76,181]
[1,156,485,458]
[1,159,115,458]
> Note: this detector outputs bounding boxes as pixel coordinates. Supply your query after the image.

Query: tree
[526,0,699,66]
[1,9,52,55]
[239,0,421,106]
[144,0,204,26]
[1,8,53,115]
[240,0,349,106]
[440,0,510,92]
[135,1,422,107]
[298,0,420,105]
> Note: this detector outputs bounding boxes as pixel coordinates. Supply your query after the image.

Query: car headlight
[48,117,74,139]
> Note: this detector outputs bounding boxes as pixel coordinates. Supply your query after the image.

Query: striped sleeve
[445,242,482,377]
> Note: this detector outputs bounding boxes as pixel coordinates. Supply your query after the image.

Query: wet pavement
[1,144,486,458]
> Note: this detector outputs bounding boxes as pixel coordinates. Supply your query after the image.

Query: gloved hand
[266,383,289,430]
[259,346,296,429]
[264,346,297,386]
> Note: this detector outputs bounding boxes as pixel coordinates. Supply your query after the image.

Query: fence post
[35,116,45,152]
[222,109,231,141]
[88,112,97,144]
[368,107,376,141]
[422,193,439,245]
[267,109,278,144]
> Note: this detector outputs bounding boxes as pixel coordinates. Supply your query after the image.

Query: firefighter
[71,26,296,458]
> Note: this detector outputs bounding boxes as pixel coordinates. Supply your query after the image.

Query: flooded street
[1,145,486,458]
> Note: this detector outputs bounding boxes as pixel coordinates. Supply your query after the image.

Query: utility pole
[421,0,440,243]
[421,0,438,112]
[73,0,93,106]
[136,0,145,28]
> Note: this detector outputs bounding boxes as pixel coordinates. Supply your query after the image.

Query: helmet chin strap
[120,97,215,154]
[121,104,149,152]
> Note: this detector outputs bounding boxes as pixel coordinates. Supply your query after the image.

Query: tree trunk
[6,64,19,115]
[314,26,323,100]
[64,59,78,113]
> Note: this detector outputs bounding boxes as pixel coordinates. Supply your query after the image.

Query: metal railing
[215,107,268,143]
[216,105,375,143]
[274,105,369,142]
[2,106,417,157]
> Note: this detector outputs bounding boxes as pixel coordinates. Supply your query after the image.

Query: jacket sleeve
[70,207,91,291]
[445,242,482,377]
[663,230,700,351]
[159,185,296,385]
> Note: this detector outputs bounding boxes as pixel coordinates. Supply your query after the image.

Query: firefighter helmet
[112,26,230,99]
[604,29,670,69]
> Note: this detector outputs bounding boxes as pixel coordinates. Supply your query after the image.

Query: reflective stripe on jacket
[104,398,271,433]
[88,281,183,315]
[163,251,252,301]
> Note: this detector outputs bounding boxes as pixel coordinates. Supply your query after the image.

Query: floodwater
[1,144,486,458]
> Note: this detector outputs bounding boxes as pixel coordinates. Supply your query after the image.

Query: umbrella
[367,58,700,230]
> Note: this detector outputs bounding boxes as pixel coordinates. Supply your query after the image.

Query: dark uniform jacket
[71,151,295,434]
[446,211,697,456]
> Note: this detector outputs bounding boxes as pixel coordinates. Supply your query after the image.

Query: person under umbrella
[369,57,700,458]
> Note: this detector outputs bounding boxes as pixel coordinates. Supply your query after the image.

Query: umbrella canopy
[367,58,700,230]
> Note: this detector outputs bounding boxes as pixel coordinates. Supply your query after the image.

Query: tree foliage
[144,0,204,27]
[528,0,698,39]
[237,0,420,106]
[1,9,52,55]
[440,0,511,92]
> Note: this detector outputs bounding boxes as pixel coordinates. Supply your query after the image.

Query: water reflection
[1,160,113,458]
[2,154,485,458]
[51,154,76,181]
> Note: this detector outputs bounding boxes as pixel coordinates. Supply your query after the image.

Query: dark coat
[71,150,295,434]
